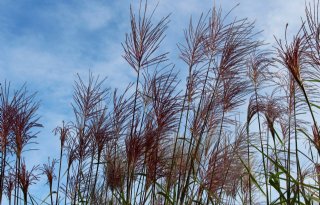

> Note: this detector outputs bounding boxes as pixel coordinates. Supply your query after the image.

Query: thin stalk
[183,57,213,200]
[139,167,147,205]
[176,68,193,202]
[216,134,246,204]
[64,165,70,205]
[15,155,21,205]
[55,147,63,205]
[22,190,27,205]
[206,109,226,205]
[286,87,292,205]
[133,173,142,205]
[127,66,141,203]
[291,88,309,203]
[254,87,269,204]
[85,144,96,200]
[180,71,221,204]
[105,173,110,204]
[133,105,147,205]
[49,183,53,205]
[267,131,271,203]
[73,126,86,204]
[0,146,7,204]
[14,157,17,205]
[165,87,187,197]
[91,151,102,201]
[246,126,252,205]
[99,169,106,202]
[73,158,83,204]
[300,85,320,143]
[75,118,88,203]
[271,129,279,172]
[293,89,301,203]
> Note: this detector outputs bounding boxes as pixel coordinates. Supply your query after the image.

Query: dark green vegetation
[2,1,320,204]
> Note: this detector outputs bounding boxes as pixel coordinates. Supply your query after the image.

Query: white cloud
[80,2,113,30]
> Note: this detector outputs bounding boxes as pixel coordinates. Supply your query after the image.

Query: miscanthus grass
[3,1,320,204]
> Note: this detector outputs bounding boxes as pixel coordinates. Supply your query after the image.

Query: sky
[0,0,309,203]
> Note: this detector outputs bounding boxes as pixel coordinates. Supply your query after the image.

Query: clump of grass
[0,82,42,205]
[41,158,57,205]
[4,1,320,204]
[18,161,40,205]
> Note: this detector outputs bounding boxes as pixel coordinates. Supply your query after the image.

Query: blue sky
[0,0,307,203]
